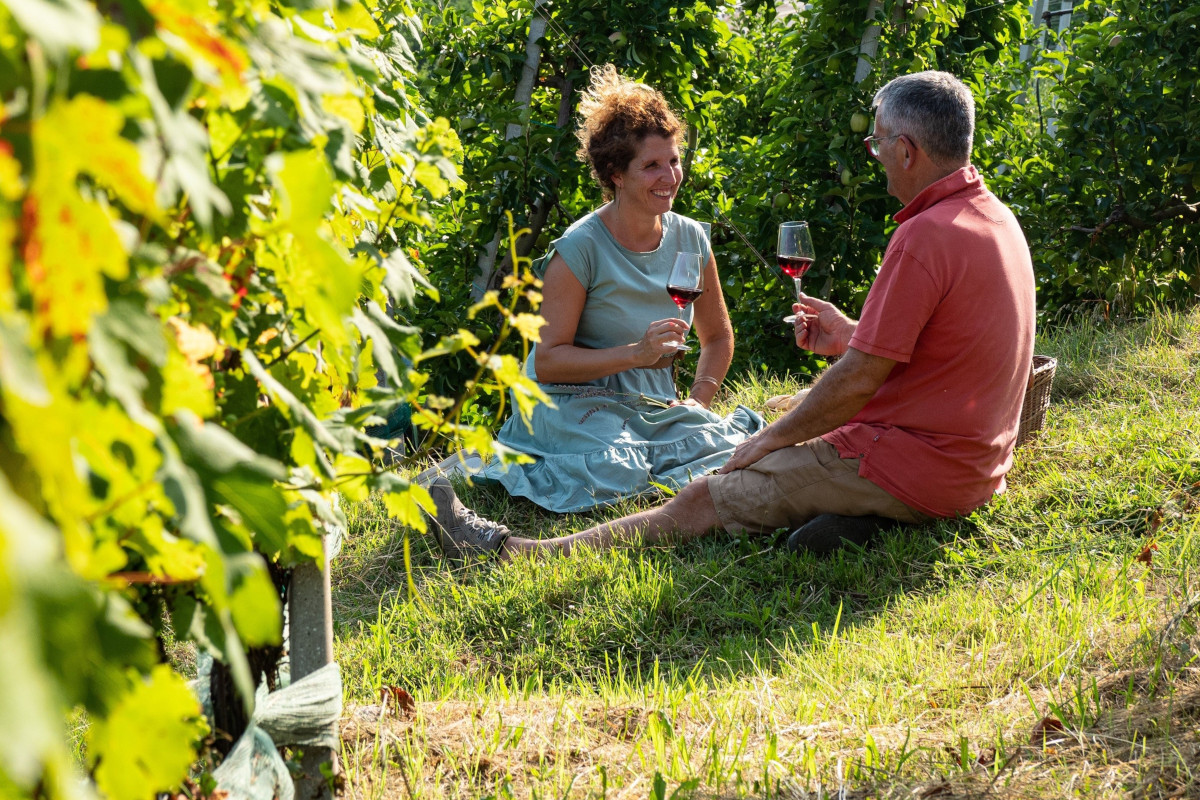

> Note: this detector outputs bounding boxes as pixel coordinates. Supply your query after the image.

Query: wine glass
[778,221,815,324]
[665,251,704,352]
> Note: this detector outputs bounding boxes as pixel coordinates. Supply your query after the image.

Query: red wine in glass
[667,286,703,308]
[665,252,703,351]
[778,255,813,280]
[777,221,815,323]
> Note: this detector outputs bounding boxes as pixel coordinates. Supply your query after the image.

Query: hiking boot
[786,514,898,556]
[426,477,511,564]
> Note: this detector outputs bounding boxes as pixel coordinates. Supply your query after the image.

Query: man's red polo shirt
[823,166,1036,518]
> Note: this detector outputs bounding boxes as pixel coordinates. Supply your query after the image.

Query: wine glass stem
[793,277,803,300]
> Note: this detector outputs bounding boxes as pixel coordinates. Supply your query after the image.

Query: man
[427,70,1036,562]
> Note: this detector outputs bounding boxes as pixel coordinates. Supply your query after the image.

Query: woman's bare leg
[501,476,722,561]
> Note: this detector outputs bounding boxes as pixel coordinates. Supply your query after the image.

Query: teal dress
[480,210,764,513]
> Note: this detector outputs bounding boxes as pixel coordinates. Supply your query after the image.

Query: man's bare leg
[500,476,722,561]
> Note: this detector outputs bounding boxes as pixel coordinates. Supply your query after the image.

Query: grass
[332,307,1200,799]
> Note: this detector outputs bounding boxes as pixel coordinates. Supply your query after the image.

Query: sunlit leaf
[510,312,545,343]
[146,0,248,88]
[379,245,434,306]
[273,150,358,355]
[88,665,208,800]
[134,52,231,229]
[376,474,431,531]
[0,475,70,790]
[3,0,100,58]
[226,554,282,647]
[0,319,48,405]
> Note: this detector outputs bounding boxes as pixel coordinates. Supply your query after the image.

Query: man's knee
[659,475,721,533]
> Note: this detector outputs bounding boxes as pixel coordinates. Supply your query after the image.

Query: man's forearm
[759,348,893,450]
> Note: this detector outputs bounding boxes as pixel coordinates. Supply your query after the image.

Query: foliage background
[412,0,1197,399]
[0,0,1196,795]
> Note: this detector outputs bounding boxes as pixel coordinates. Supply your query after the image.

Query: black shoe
[785,514,899,556]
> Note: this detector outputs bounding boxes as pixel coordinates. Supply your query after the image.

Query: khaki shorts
[707,438,932,534]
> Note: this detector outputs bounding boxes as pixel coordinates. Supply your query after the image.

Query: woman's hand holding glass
[633,317,692,367]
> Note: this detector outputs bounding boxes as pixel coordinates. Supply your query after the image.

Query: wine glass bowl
[665,251,704,351]
[778,221,815,324]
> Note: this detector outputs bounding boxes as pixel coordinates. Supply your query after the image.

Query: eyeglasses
[863,133,903,158]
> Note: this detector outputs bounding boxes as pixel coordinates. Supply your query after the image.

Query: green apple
[772,191,791,209]
[850,112,869,133]
[1108,34,1123,47]
[608,31,628,47]
[913,4,930,21]
[840,168,853,187]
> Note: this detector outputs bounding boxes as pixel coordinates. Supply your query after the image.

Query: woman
[480,65,762,513]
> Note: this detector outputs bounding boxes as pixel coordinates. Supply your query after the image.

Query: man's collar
[894,166,981,223]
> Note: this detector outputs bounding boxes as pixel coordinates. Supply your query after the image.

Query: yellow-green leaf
[88,665,208,800]
[330,1,380,38]
[273,151,358,357]
[510,312,545,343]
[382,480,432,531]
[161,343,216,419]
[227,555,282,647]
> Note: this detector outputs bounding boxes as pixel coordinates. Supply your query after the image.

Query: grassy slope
[333,309,1200,799]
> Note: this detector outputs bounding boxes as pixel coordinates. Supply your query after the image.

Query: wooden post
[290,533,337,800]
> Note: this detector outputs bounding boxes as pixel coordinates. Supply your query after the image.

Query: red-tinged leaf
[147,1,248,84]
[39,96,159,217]
[1030,715,1066,745]
[1136,542,1158,566]
[23,192,124,339]
[380,685,416,717]
[1148,507,1164,533]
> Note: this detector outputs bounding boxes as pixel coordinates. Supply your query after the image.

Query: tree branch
[1066,200,1200,241]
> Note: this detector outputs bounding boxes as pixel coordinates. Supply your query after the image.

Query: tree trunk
[494,72,574,280]
[473,0,550,298]
[854,0,887,85]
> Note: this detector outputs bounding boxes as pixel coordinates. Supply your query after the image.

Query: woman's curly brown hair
[575,64,686,199]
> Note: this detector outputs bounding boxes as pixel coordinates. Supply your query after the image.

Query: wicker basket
[1016,355,1056,447]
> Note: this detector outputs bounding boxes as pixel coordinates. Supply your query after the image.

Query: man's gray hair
[872,71,975,166]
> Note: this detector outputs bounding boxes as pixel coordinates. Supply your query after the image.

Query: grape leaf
[375,472,431,531]
[226,553,282,647]
[88,665,208,800]
[3,0,100,58]
[273,150,358,355]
